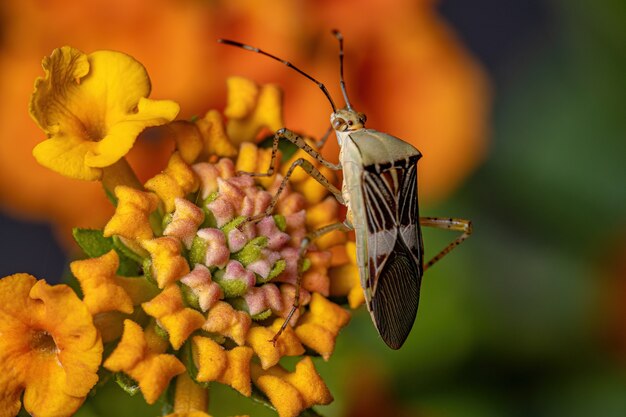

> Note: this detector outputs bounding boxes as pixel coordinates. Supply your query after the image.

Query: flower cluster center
[30,329,58,354]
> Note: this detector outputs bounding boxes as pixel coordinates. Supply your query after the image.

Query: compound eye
[332,118,346,130]
[359,113,367,123]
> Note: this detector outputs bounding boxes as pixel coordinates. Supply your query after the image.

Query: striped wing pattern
[361,157,423,349]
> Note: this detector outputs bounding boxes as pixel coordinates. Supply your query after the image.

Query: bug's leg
[279,127,342,170]
[314,125,333,149]
[420,217,473,271]
[246,157,345,225]
[271,221,353,344]
[238,128,341,179]
[237,131,281,177]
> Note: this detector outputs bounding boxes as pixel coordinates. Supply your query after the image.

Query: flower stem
[101,157,143,197]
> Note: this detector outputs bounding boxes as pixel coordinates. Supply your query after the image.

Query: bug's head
[331,108,367,132]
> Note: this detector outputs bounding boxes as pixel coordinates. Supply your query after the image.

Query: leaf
[73,228,115,258]
[258,133,299,162]
[72,228,142,276]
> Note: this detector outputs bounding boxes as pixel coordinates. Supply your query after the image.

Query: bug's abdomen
[369,236,420,349]
[361,156,423,349]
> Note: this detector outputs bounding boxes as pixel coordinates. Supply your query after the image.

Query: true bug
[218,31,472,349]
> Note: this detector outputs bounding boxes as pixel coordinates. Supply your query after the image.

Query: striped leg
[238,127,341,178]
[420,217,472,271]
[271,221,353,344]
[315,125,333,149]
[246,157,345,225]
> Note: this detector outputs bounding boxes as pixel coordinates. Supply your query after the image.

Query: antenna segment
[331,29,352,110]
[217,38,337,112]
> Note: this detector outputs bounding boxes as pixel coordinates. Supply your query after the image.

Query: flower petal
[104,320,185,404]
[225,77,283,145]
[251,357,332,417]
[30,47,179,180]
[294,293,350,360]
[145,152,199,213]
[0,274,102,417]
[103,186,160,240]
[141,285,205,350]
[70,250,134,315]
[193,336,253,396]
[142,236,190,289]
[195,110,238,158]
[85,97,180,168]
[202,301,251,346]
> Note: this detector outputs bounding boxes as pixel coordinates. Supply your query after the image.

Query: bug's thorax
[330,107,367,147]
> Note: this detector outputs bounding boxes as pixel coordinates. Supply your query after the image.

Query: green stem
[101,157,143,197]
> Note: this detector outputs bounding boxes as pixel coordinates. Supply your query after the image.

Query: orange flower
[251,357,333,417]
[70,250,134,315]
[103,186,160,241]
[0,274,102,417]
[141,285,205,350]
[144,152,200,213]
[192,336,254,396]
[294,293,351,360]
[103,319,185,404]
[246,319,305,369]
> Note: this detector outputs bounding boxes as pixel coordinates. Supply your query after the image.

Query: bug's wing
[361,155,423,349]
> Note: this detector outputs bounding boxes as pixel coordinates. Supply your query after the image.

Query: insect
[218,30,472,349]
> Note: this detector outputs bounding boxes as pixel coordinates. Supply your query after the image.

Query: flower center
[30,329,58,354]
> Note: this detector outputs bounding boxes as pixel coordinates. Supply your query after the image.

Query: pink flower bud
[196,228,230,268]
[180,264,223,312]
[192,162,220,199]
[257,217,290,250]
[223,260,256,290]
[244,283,282,316]
[227,227,248,253]
[206,197,235,228]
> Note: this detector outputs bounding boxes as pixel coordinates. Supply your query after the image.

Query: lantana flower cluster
[0,46,364,417]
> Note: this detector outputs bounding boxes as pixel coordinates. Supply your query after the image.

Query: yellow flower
[235,141,280,189]
[294,293,351,360]
[194,110,239,159]
[103,186,160,241]
[251,357,332,417]
[202,301,252,347]
[70,250,134,316]
[224,76,283,145]
[104,319,185,404]
[246,319,305,370]
[329,241,366,309]
[25,67,354,415]
[141,285,205,350]
[306,196,347,250]
[144,152,199,213]
[0,274,102,417]
[142,236,190,289]
[192,336,254,396]
[29,46,179,181]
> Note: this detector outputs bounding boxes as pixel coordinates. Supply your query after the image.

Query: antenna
[217,39,337,112]
[331,29,352,110]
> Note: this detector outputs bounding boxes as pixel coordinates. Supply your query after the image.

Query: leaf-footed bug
[218,30,472,349]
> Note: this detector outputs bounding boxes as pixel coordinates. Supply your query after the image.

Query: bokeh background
[2,0,625,416]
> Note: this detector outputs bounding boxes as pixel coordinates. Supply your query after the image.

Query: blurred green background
[5,0,626,416]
